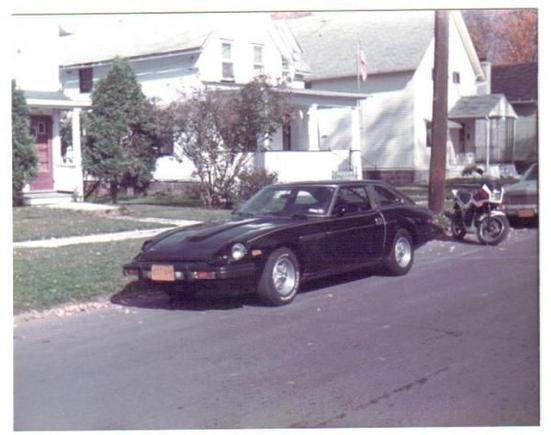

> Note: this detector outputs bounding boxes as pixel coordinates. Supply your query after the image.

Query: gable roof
[286,11,435,80]
[449,94,517,119]
[58,14,239,67]
[491,63,538,103]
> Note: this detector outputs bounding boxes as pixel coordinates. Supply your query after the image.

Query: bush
[235,168,278,202]
[12,81,38,205]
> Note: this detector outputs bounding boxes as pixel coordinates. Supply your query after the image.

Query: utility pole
[428,10,449,213]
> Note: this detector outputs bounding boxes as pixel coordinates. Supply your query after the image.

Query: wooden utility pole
[428,10,449,213]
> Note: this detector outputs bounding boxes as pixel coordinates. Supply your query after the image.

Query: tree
[12,80,38,206]
[84,57,158,203]
[172,76,288,208]
[463,9,537,64]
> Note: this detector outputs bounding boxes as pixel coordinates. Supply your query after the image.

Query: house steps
[23,191,75,206]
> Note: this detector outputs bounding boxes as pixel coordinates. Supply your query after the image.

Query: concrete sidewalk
[13,220,201,248]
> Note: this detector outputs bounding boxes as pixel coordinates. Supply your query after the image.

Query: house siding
[308,72,416,173]
[412,18,482,180]
[61,52,201,103]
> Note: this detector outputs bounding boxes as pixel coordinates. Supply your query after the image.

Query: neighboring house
[12,18,90,204]
[491,63,538,173]
[14,11,526,204]
[57,13,365,183]
[287,11,518,182]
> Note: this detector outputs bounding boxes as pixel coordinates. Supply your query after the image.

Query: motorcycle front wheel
[477,215,510,245]
[450,219,466,240]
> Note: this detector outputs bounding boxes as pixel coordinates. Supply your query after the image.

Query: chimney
[479,58,492,95]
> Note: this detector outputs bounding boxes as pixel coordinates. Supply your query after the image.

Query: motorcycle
[445,182,510,245]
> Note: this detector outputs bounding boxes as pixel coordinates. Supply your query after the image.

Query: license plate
[518,209,535,218]
[151,264,175,281]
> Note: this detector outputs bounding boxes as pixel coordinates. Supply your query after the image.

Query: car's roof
[273,179,387,188]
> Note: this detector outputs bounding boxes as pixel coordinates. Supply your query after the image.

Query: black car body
[123,180,438,305]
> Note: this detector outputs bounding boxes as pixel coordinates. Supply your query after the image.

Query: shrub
[234,168,278,202]
[12,81,38,205]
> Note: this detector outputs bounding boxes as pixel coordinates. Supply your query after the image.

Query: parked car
[501,163,538,219]
[123,180,439,305]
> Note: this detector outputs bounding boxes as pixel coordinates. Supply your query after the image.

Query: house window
[426,120,432,147]
[453,72,461,84]
[79,67,93,93]
[221,42,234,81]
[253,45,264,73]
[283,114,291,150]
[281,57,290,80]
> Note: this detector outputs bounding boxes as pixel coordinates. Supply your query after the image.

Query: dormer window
[79,67,93,93]
[253,45,264,73]
[221,41,234,81]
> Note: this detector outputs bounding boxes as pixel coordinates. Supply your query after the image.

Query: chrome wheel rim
[394,236,412,268]
[271,255,297,297]
[481,218,503,241]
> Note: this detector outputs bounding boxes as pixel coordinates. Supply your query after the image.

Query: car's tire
[257,247,300,306]
[383,229,414,276]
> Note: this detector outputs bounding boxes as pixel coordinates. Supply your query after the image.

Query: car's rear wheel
[257,247,300,306]
[383,229,414,275]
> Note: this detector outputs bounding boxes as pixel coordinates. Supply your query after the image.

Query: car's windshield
[236,185,335,217]
[522,165,538,182]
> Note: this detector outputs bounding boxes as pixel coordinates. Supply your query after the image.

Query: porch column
[72,108,84,199]
[350,106,363,179]
[307,104,319,151]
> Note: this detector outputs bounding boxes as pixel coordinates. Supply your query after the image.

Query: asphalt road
[13,226,539,430]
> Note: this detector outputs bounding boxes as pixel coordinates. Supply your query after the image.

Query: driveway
[13,227,539,430]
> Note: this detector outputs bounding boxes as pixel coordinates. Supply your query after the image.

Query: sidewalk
[13,220,201,248]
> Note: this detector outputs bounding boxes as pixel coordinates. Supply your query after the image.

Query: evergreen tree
[84,58,158,203]
[12,81,38,205]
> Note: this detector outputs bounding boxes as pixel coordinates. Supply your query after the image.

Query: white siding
[61,52,201,103]
[412,18,484,174]
[310,73,416,170]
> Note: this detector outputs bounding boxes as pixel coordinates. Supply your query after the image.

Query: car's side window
[373,185,403,207]
[334,186,372,215]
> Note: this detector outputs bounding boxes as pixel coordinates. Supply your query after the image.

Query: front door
[29,115,54,191]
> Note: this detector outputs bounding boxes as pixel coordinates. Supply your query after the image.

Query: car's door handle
[375,217,384,225]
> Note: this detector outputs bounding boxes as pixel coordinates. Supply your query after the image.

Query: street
[14,227,539,430]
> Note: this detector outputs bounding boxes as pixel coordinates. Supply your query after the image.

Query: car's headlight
[231,243,247,261]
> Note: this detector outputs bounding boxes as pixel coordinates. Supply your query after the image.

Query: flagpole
[357,40,360,90]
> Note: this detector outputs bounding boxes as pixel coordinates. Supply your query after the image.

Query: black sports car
[123,180,438,305]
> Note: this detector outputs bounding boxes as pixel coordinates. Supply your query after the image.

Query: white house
[12,17,90,204]
[56,13,366,184]
[13,11,519,204]
[287,11,518,182]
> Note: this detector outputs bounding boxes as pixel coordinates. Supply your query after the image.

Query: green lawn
[13,239,144,313]
[13,207,173,242]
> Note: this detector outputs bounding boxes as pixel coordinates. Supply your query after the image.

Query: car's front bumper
[123,260,258,282]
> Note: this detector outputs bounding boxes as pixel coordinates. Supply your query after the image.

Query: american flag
[359,45,368,82]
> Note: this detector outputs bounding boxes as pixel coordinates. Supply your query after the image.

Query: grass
[13,239,144,313]
[13,207,173,242]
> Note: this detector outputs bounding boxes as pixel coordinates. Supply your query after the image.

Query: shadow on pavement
[111,267,380,312]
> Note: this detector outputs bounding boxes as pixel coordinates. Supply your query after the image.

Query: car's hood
[504,180,537,195]
[136,215,296,262]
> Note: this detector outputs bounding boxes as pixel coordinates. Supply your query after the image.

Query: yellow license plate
[151,265,175,281]
[518,209,535,218]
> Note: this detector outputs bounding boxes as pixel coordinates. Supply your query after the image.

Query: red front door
[29,115,54,191]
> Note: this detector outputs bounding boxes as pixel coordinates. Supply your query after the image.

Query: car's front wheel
[383,229,414,275]
[257,247,300,306]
